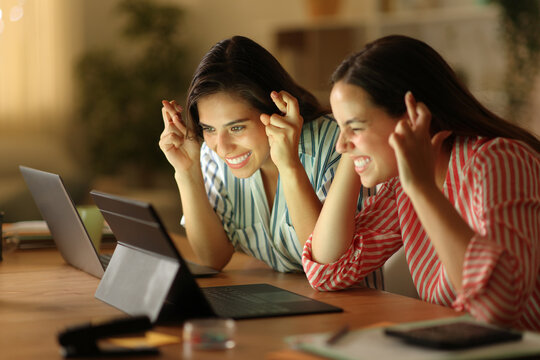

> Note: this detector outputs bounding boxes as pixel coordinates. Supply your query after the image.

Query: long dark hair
[186,35,328,138]
[331,35,540,153]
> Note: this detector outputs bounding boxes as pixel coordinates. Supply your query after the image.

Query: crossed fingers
[160,100,187,148]
[260,90,302,131]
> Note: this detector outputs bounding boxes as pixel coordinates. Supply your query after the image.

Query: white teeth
[226,152,251,165]
[354,157,371,168]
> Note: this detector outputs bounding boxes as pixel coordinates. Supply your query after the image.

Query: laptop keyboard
[202,286,289,317]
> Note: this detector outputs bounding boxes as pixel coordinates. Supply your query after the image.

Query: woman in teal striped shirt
[159,36,372,275]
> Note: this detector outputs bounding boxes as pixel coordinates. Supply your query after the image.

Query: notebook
[90,190,343,323]
[19,166,218,279]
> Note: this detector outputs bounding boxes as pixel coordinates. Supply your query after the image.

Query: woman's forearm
[407,184,474,291]
[176,168,234,270]
[280,164,323,248]
[311,157,361,264]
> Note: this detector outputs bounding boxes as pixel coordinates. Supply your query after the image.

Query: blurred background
[1,0,539,234]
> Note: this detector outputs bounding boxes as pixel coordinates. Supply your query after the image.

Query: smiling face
[197,91,271,178]
[330,81,402,187]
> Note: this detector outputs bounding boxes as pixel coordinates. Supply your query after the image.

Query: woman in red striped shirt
[303,35,540,331]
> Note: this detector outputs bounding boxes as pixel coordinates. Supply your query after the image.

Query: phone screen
[384,321,523,350]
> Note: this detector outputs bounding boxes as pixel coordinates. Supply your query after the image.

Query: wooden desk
[0,236,460,360]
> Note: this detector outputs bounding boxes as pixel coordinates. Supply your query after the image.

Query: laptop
[90,190,343,323]
[19,166,218,279]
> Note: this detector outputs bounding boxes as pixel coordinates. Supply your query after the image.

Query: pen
[326,324,350,345]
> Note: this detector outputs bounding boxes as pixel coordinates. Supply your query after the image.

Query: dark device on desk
[384,321,523,350]
[90,190,343,324]
[58,315,158,357]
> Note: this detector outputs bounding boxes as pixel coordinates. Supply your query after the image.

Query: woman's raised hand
[159,100,201,172]
[259,91,304,171]
[388,92,451,195]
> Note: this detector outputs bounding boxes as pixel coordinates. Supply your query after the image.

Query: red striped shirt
[303,136,540,331]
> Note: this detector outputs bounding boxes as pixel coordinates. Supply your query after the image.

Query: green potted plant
[75,0,188,186]
[489,0,540,122]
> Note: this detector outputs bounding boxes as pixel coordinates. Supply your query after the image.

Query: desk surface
[0,235,460,360]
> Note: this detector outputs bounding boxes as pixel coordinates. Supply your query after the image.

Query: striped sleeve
[311,116,342,202]
[453,139,540,330]
[303,177,403,291]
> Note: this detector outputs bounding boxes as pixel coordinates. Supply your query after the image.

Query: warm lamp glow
[9,4,23,22]
[0,0,25,35]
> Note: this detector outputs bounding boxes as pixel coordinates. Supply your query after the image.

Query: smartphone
[384,321,523,350]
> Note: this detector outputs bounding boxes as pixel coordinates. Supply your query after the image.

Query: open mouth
[353,156,371,173]
[225,151,252,168]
